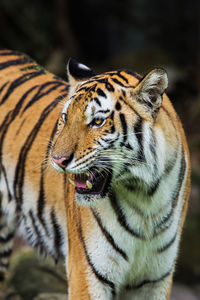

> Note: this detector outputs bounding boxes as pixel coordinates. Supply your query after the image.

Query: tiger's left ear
[67,58,96,95]
[134,68,168,118]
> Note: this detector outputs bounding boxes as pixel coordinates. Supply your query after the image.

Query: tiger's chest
[85,184,183,289]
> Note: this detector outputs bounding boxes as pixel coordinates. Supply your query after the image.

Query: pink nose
[52,155,72,169]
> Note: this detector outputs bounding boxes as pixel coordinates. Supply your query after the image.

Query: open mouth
[69,168,112,195]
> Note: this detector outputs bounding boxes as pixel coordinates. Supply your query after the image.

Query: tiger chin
[0,50,190,300]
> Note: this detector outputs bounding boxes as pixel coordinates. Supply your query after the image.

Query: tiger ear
[134,68,168,117]
[67,58,96,94]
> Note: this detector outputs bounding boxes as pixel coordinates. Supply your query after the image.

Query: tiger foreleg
[120,273,173,300]
[0,193,16,282]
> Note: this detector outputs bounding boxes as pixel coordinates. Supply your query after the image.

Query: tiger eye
[94,118,104,126]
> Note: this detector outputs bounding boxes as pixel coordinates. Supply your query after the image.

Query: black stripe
[37,179,49,236]
[0,86,39,204]
[97,78,115,92]
[96,88,107,98]
[93,97,102,106]
[0,231,14,243]
[147,178,160,197]
[0,50,26,56]
[76,83,97,94]
[101,136,115,143]
[164,150,178,175]
[22,81,65,114]
[149,127,158,174]
[134,118,145,162]
[153,206,174,237]
[102,136,118,145]
[124,179,138,192]
[0,85,38,132]
[0,82,8,95]
[153,149,186,236]
[172,149,186,209]
[0,57,32,71]
[0,112,17,202]
[92,209,128,261]
[106,82,115,92]
[0,164,12,202]
[14,98,60,212]
[20,65,40,72]
[97,109,110,114]
[104,71,118,76]
[115,102,121,111]
[122,90,126,98]
[117,72,129,83]
[110,124,115,134]
[110,111,114,121]
[37,120,58,235]
[120,69,142,81]
[119,113,127,144]
[94,78,107,85]
[111,77,126,87]
[96,140,104,147]
[157,231,177,253]
[78,208,116,298]
[0,70,44,105]
[125,143,133,150]
[51,209,63,260]
[29,210,43,248]
[60,85,69,92]
[126,270,172,290]
[0,248,12,258]
[22,215,38,250]
[16,118,26,136]
[109,192,145,239]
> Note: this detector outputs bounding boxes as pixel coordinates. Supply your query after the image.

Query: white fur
[78,63,91,71]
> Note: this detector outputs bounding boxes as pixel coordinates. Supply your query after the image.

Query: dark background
[0,0,200,299]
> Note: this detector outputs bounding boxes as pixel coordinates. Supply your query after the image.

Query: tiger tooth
[86,171,90,177]
[69,177,76,186]
[86,180,92,189]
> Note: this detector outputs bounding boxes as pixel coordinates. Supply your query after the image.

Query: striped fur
[0,51,190,300]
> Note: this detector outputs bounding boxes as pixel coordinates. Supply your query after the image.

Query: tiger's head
[51,58,168,205]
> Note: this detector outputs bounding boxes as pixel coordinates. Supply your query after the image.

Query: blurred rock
[33,293,67,300]
[171,284,199,300]
[3,248,67,300]
[0,287,22,300]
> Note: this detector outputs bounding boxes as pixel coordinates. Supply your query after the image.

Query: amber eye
[90,118,106,128]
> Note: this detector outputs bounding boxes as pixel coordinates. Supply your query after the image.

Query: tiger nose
[52,154,74,169]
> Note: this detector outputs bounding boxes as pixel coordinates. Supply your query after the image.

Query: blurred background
[0,0,199,299]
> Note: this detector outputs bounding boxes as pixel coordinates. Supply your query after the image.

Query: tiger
[0,49,190,300]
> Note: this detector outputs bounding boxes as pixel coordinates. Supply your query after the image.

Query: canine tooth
[86,180,92,189]
[86,172,90,177]
[69,177,76,186]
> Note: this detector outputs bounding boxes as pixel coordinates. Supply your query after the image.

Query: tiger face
[51,58,168,205]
